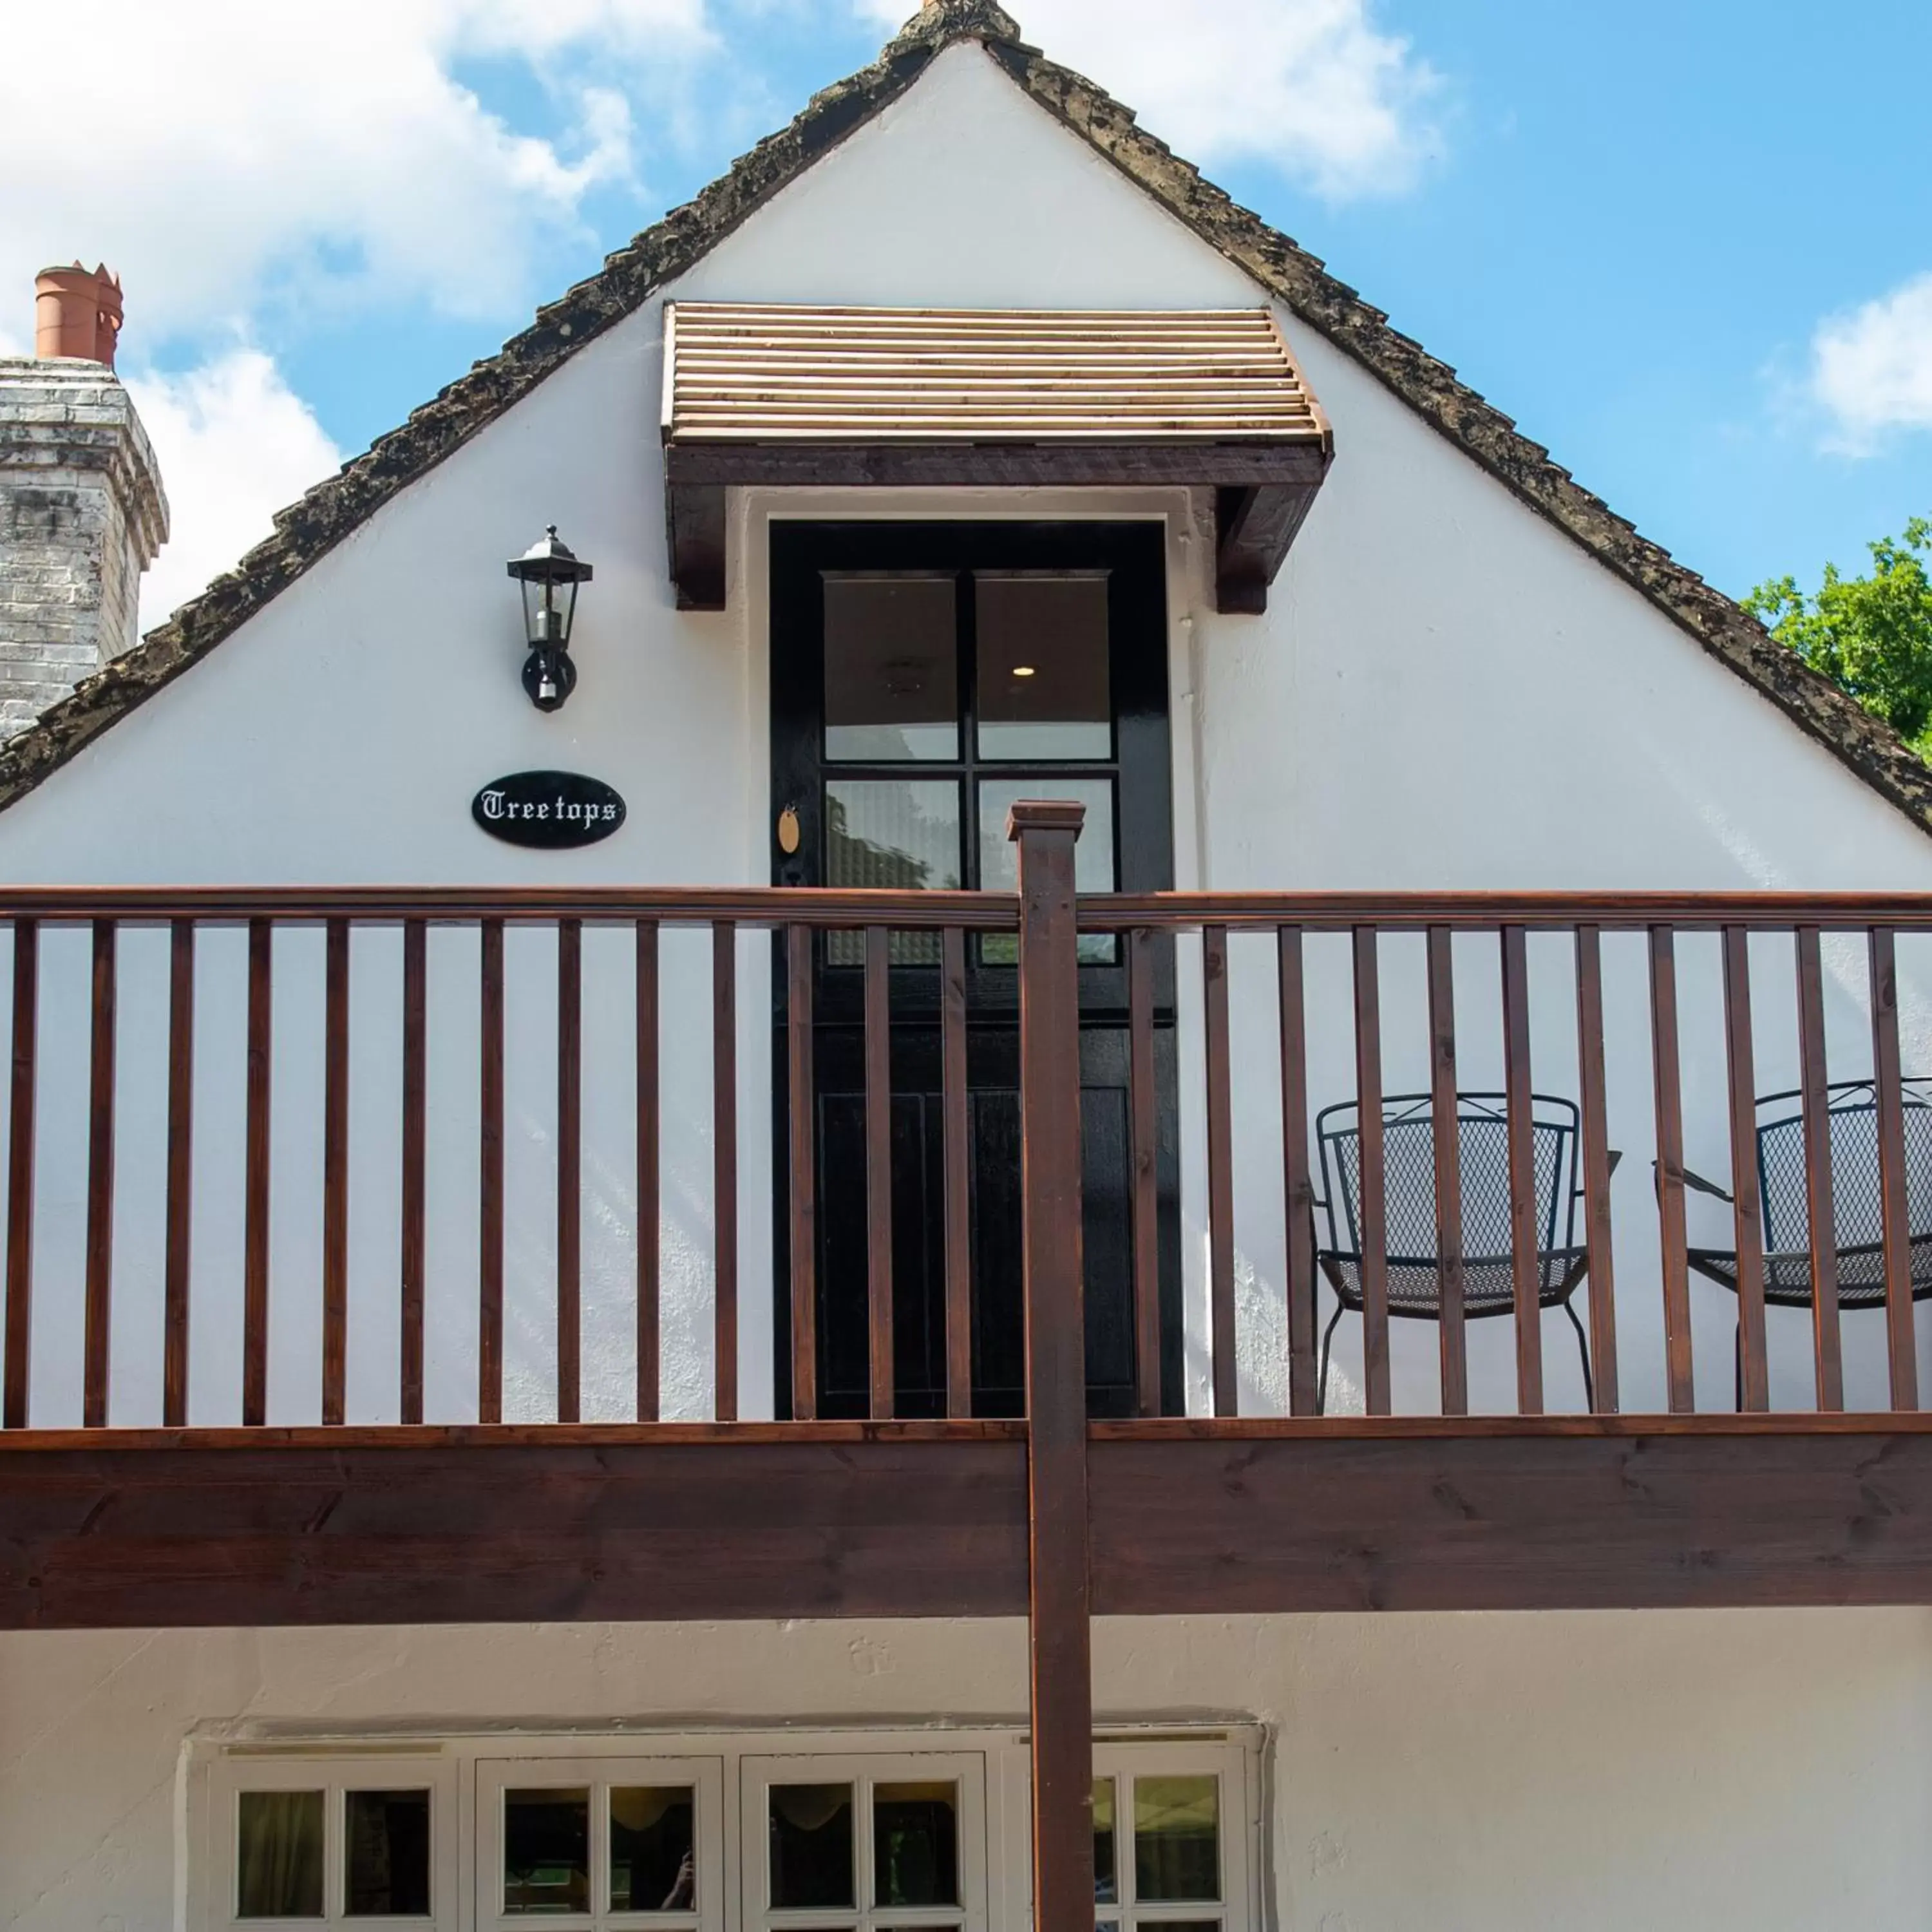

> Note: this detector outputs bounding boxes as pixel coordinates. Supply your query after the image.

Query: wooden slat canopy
[661,303,1332,612]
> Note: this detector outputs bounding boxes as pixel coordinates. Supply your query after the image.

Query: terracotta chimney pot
[35,263,124,368]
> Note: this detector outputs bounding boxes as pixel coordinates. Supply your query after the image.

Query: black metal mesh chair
[1683,1078,1932,1314]
[1312,1092,1595,1412]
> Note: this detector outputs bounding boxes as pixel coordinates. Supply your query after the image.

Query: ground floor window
[195,1728,1256,1932]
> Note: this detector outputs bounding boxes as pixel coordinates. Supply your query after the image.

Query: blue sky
[4,0,1927,624]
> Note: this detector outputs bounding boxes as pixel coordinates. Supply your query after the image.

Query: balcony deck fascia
[5,1414,1932,1629]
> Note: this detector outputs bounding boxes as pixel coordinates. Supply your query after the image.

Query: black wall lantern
[507,525,593,711]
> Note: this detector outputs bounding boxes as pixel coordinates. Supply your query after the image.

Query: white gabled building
[3,5,1931,1929]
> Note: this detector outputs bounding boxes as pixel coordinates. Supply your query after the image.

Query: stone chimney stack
[1,264,167,738]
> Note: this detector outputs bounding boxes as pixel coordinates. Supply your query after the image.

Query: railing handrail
[1079,889,1932,931]
[0,885,1021,927]
[5,884,1931,933]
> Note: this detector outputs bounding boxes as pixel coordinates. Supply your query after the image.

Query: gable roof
[5,0,1928,833]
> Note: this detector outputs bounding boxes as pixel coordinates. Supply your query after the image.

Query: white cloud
[0,0,710,336]
[1812,272,1932,454]
[125,350,343,632]
[857,0,1440,198]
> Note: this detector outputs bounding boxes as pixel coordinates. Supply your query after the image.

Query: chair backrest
[1756,1078,1932,1253]
[1316,1093,1580,1262]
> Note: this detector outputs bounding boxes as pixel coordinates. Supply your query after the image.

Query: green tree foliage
[1747,520,1932,751]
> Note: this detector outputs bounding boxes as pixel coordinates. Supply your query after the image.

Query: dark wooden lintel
[6,1418,1931,1629]
[661,439,1331,612]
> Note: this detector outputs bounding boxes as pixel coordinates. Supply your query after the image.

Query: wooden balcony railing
[1,840,1929,1434]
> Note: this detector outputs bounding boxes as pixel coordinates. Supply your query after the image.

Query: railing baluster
[1869,927,1919,1410]
[1204,924,1238,1416]
[1721,927,1768,1411]
[1794,926,1842,1412]
[1499,927,1542,1414]
[1649,926,1695,1413]
[3,918,35,1430]
[864,925,895,1419]
[478,918,504,1425]
[786,923,815,1421]
[1573,925,1620,1413]
[244,918,272,1428]
[321,918,350,1426]
[164,920,194,1428]
[1128,928,1160,1417]
[556,917,582,1425]
[712,921,737,1422]
[400,919,426,1426]
[636,920,661,1425]
[1278,926,1317,1416]
[943,924,973,1420]
[1353,927,1390,1416]
[83,920,116,1429]
[1426,927,1467,1416]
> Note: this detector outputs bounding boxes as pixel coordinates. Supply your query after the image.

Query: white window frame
[198,1750,460,1932]
[191,1723,1262,1932]
[475,1754,725,1932]
[741,1748,988,1932]
[1090,1738,1253,1932]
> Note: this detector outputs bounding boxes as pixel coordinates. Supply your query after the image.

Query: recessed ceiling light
[1012,665,1037,677]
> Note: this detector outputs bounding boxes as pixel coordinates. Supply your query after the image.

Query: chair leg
[1733,1322,1742,1414]
[1317,1302,1347,1417]
[1562,1298,1594,1410]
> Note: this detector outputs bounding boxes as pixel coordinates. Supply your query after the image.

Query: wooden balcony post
[1009,800,1095,1932]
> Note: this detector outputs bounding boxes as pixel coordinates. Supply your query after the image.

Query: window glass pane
[1092,1777,1117,1905]
[873,1781,960,1908]
[976,778,1116,965]
[345,1788,431,1918]
[503,1788,590,1915]
[770,1783,855,1909]
[238,1790,325,1920]
[976,575,1111,761]
[1133,1776,1220,1903]
[610,1786,696,1913]
[825,576,958,761]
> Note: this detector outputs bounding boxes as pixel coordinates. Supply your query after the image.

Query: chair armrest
[1574,1150,1624,1199]
[1652,1158,1733,1202]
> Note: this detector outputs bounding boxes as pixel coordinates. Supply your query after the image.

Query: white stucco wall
[3,1609,1929,1931]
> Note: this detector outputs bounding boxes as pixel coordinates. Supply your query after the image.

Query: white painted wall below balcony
[2,1609,1929,1931]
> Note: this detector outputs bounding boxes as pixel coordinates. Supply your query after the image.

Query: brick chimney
[0,265,167,737]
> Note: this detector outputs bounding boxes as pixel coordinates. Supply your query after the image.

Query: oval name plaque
[473,770,626,848]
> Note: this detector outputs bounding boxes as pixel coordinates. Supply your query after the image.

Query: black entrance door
[771,522,1180,1418]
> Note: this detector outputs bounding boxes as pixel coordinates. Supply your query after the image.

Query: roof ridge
[3,4,1928,838]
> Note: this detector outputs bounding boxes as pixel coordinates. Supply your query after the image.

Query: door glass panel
[976,777,1116,964]
[975,575,1111,761]
[1092,1777,1117,1906]
[610,1786,696,1913]
[827,781,961,893]
[345,1788,431,1917]
[1133,1775,1220,1903]
[769,1783,855,1909]
[825,576,958,762]
[827,779,960,965]
[503,1788,590,1915]
[237,1790,325,1919]
[873,1781,960,1908]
